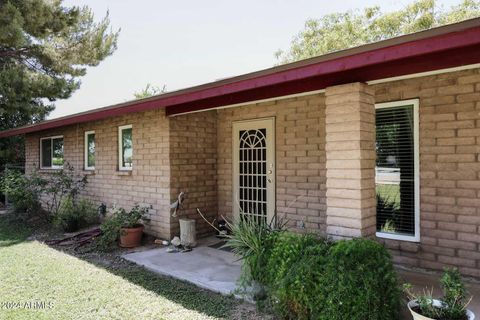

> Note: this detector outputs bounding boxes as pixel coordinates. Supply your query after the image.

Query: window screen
[376,105,416,236]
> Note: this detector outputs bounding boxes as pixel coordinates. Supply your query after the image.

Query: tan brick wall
[169,111,218,237]
[325,83,376,239]
[217,93,327,234]
[25,109,172,239]
[374,68,480,278]
[22,66,480,277]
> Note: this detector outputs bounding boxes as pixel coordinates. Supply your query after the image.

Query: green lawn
[0,216,240,320]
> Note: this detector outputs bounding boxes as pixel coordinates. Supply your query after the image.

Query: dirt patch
[230,302,275,320]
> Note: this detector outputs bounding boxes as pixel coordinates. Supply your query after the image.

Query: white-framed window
[375,99,420,242]
[118,125,133,171]
[40,135,64,169]
[84,131,95,170]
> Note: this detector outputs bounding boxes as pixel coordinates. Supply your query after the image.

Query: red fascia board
[1,24,480,137]
[168,25,480,108]
[0,99,163,138]
[167,43,480,115]
[165,25,480,101]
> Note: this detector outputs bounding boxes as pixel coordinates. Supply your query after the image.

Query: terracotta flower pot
[119,224,144,248]
[407,299,475,320]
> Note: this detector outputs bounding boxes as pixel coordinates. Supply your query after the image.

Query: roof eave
[1,18,480,138]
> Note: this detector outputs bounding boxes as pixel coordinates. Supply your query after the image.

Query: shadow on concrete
[123,237,242,296]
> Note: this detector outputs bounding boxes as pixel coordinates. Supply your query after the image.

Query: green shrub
[97,213,124,250]
[440,268,470,320]
[97,205,149,250]
[0,169,43,221]
[40,163,88,217]
[266,233,331,319]
[0,164,88,224]
[316,239,400,320]
[226,217,400,320]
[54,196,99,232]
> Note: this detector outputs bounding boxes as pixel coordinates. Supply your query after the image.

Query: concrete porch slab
[123,242,480,319]
[122,242,242,296]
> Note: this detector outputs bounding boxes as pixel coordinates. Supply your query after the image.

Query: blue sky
[54,0,462,118]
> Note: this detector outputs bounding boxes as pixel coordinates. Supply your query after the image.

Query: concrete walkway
[123,239,241,296]
[123,241,480,318]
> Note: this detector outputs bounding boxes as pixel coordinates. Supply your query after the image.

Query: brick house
[2,19,480,277]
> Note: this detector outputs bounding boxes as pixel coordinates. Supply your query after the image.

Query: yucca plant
[223,214,287,257]
[197,209,287,287]
[222,214,287,296]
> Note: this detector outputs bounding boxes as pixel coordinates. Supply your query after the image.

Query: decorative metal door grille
[238,129,267,223]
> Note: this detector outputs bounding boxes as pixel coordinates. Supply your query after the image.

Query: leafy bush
[98,205,149,250]
[0,169,44,221]
[265,233,331,319]
[316,239,400,320]
[0,164,88,224]
[226,219,400,320]
[404,268,472,320]
[40,163,88,217]
[97,213,124,250]
[441,268,471,319]
[54,196,99,232]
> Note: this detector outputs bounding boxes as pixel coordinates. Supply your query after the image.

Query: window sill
[38,168,62,173]
[116,170,132,176]
[376,231,419,243]
[83,170,95,175]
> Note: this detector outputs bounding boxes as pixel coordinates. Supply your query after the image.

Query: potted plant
[117,205,150,248]
[99,204,150,249]
[404,268,475,320]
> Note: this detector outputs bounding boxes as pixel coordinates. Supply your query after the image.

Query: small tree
[0,0,119,171]
[1,169,42,220]
[39,163,88,218]
[1,163,88,223]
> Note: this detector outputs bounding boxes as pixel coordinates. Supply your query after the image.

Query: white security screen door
[233,118,275,223]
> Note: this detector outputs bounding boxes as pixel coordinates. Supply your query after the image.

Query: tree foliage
[0,0,119,166]
[133,83,166,99]
[275,0,480,64]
